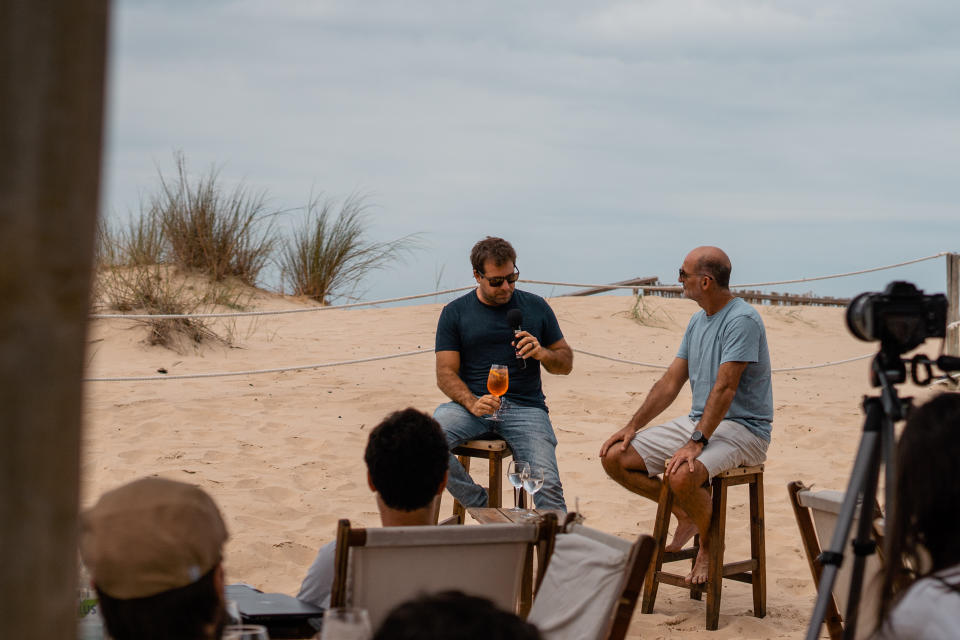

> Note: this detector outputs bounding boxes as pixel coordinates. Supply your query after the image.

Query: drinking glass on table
[223,624,270,640]
[507,460,530,511]
[486,364,509,421]
[520,466,545,519]
[319,607,371,640]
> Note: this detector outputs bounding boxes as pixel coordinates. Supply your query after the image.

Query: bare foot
[665,516,697,552]
[685,547,709,584]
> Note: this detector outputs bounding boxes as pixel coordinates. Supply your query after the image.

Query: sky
[102,0,960,305]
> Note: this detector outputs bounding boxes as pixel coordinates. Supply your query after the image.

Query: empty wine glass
[520,466,544,519]
[506,460,529,511]
[223,624,270,640]
[319,607,371,640]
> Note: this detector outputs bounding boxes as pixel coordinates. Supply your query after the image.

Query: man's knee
[600,449,623,479]
[667,463,708,495]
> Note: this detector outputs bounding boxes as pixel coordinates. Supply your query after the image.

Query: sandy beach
[81,292,941,639]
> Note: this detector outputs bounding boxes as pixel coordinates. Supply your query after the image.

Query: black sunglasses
[478,266,520,288]
[679,268,714,280]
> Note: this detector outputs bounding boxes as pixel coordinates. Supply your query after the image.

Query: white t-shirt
[296,541,336,609]
[873,565,960,639]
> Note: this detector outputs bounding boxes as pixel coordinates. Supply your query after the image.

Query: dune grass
[93,265,250,350]
[156,152,276,286]
[280,194,418,304]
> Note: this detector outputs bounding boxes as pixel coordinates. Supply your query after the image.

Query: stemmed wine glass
[223,624,270,640]
[319,607,372,640]
[520,466,544,519]
[486,364,509,421]
[506,460,530,512]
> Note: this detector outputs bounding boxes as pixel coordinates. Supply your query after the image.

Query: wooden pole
[0,1,109,639]
[947,253,960,357]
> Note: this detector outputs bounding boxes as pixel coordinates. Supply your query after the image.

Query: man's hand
[469,394,501,418]
[665,440,704,476]
[513,331,544,361]
[599,425,638,458]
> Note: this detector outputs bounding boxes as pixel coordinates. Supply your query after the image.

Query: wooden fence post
[0,1,109,639]
[947,253,960,357]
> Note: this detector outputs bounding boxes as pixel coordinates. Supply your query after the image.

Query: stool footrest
[655,572,696,589]
[662,547,698,563]
[722,559,758,576]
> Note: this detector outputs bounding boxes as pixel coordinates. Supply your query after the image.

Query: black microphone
[937,355,960,372]
[506,309,526,369]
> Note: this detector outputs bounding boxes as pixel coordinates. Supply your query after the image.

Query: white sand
[82,293,940,639]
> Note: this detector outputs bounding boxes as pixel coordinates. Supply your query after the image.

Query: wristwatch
[691,430,709,447]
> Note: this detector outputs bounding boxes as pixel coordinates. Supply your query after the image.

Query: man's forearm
[626,376,682,432]
[538,346,573,375]
[437,369,478,408]
[696,384,738,437]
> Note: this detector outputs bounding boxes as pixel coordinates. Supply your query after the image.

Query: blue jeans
[433,402,567,513]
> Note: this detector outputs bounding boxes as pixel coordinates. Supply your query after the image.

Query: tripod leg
[842,401,887,639]
[804,399,884,640]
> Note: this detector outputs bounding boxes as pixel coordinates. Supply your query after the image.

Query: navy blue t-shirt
[435,289,564,412]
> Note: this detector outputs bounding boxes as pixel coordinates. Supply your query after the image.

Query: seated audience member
[79,477,230,640]
[297,407,449,608]
[373,590,542,640]
[874,392,960,639]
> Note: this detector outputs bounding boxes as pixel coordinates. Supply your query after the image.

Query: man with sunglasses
[433,236,573,513]
[599,246,772,585]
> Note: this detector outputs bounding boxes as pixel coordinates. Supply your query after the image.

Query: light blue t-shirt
[677,297,773,441]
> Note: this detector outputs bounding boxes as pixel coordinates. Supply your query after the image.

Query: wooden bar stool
[641,464,766,630]
[449,434,522,523]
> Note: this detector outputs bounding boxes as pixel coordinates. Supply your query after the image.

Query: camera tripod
[804,349,960,639]
[804,350,907,640]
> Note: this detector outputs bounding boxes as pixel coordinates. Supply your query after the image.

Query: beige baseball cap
[80,476,229,599]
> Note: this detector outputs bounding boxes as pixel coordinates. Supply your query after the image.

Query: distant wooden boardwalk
[563,277,850,307]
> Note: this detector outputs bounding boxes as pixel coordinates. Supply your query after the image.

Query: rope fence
[84,347,874,382]
[83,251,958,381]
[88,252,948,321]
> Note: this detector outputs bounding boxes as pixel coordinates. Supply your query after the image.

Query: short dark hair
[96,565,225,640]
[373,591,542,640]
[470,237,517,274]
[364,408,449,511]
[877,392,960,632]
[696,254,731,289]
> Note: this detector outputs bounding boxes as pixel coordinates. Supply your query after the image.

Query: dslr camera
[846,281,947,355]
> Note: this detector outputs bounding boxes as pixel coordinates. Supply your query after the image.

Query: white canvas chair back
[527,524,652,640]
[333,521,540,629]
[797,488,883,640]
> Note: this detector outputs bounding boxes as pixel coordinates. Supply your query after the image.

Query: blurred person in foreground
[297,407,449,608]
[373,591,542,640]
[874,392,960,639]
[433,236,573,512]
[80,477,230,640]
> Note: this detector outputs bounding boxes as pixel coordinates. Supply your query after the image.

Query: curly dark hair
[877,392,960,632]
[373,590,542,640]
[364,408,449,511]
[470,237,517,274]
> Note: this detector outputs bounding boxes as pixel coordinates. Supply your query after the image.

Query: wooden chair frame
[330,515,557,625]
[787,480,884,640]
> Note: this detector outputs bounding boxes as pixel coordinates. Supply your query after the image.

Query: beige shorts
[630,416,768,479]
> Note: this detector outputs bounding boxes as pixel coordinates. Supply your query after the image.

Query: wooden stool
[641,464,766,630]
[450,434,520,523]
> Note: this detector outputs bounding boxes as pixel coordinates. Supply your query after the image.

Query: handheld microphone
[506,309,526,369]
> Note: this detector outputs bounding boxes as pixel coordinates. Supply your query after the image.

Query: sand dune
[82,293,941,639]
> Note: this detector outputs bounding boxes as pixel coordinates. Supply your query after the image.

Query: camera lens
[846,292,875,342]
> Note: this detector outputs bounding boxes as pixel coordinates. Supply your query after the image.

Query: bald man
[599,247,772,584]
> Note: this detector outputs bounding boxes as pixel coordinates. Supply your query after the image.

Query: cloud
[103,0,960,299]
